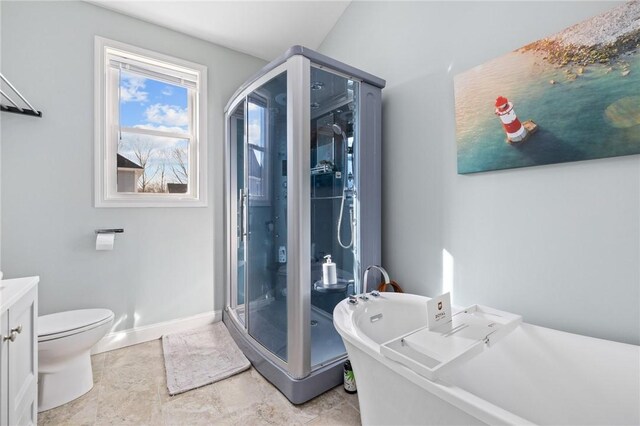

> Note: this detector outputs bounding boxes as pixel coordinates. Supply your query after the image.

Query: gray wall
[0,1,265,330]
[319,1,639,345]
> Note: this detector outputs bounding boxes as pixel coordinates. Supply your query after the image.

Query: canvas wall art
[454,1,640,174]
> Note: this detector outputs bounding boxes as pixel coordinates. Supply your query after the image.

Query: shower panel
[224,46,385,404]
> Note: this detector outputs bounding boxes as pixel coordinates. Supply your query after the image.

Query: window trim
[94,36,208,207]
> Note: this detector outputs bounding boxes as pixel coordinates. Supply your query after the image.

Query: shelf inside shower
[311,163,335,176]
[310,195,343,200]
[313,278,352,293]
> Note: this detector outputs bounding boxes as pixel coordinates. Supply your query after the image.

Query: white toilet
[37,309,114,412]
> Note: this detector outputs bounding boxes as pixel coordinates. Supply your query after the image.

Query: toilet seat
[39,309,114,342]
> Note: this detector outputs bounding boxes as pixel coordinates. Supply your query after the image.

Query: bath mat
[162,322,250,395]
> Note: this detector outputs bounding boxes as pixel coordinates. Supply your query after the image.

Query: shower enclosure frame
[223,46,385,404]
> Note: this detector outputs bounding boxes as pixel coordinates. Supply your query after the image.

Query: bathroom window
[95,37,207,207]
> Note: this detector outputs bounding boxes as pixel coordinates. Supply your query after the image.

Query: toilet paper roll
[96,233,115,251]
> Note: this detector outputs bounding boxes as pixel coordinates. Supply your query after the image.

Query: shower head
[331,124,342,135]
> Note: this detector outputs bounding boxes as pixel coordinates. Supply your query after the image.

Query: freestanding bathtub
[334,292,640,425]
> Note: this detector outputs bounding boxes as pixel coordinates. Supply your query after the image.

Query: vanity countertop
[0,276,39,312]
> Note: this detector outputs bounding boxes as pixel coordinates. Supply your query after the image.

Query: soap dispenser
[322,254,337,286]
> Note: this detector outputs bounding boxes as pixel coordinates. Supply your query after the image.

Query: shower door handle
[243,190,248,240]
[238,190,244,242]
[239,189,248,241]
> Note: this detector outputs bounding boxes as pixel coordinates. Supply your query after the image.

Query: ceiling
[87,1,351,61]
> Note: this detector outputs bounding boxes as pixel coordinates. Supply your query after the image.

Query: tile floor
[38,340,361,425]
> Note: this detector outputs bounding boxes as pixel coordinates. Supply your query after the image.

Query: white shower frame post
[286,54,312,380]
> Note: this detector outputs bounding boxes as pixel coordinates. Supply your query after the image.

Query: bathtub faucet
[362,265,391,296]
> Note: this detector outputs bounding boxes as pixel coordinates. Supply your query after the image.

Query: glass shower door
[246,72,289,362]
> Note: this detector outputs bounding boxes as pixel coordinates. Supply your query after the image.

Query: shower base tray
[223,309,345,404]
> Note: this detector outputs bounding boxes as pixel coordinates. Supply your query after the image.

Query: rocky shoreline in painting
[520,1,639,75]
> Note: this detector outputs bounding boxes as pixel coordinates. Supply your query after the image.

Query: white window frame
[94,36,207,207]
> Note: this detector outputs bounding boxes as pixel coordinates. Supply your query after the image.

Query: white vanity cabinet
[0,276,38,426]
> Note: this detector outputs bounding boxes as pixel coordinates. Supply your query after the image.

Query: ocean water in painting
[454,3,640,174]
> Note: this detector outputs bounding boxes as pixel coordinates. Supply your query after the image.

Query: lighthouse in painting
[494,96,529,143]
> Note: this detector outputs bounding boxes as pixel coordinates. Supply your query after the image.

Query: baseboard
[91,310,222,355]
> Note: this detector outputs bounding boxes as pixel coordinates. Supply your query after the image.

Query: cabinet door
[1,310,8,426]
[8,286,37,426]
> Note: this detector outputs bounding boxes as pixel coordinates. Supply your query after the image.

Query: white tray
[380,304,521,381]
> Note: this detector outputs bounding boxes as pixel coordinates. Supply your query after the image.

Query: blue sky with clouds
[119,71,188,131]
[117,71,190,190]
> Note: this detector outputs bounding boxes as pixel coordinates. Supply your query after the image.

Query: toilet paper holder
[95,229,124,234]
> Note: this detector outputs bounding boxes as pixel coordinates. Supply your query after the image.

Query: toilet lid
[39,309,114,339]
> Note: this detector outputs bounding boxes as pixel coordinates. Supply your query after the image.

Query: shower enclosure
[223,46,385,404]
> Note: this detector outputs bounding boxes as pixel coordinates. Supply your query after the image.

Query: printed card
[426,292,452,330]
